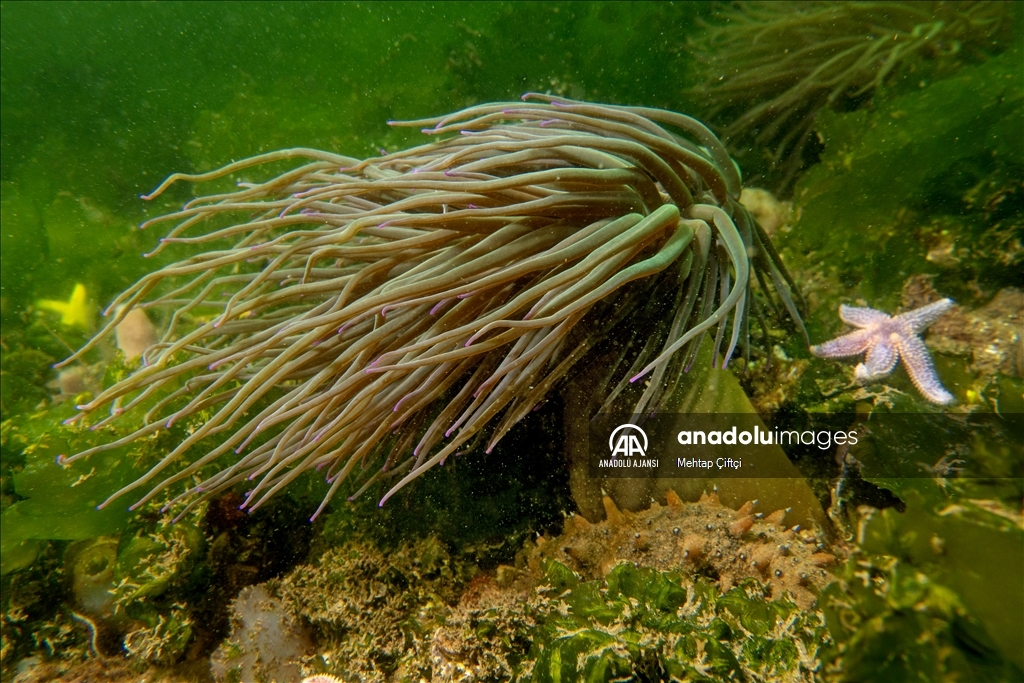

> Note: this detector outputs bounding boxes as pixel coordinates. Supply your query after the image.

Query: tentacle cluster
[59,95,804,519]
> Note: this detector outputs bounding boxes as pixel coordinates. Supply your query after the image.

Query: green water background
[1,1,704,319]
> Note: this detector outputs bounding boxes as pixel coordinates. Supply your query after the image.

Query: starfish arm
[839,304,890,328]
[898,333,954,404]
[861,334,899,378]
[810,328,874,358]
[898,298,954,333]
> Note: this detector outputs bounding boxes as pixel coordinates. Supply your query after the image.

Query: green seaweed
[786,44,1019,296]
[0,406,145,575]
[783,44,1023,319]
[855,486,1024,671]
[528,560,825,682]
[818,554,1022,682]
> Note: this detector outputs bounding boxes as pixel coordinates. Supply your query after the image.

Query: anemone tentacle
[60,96,803,518]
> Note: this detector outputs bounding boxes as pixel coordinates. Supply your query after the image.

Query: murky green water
[2,3,1022,682]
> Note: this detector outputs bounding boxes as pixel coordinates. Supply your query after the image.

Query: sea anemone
[58,95,804,520]
[688,1,1013,191]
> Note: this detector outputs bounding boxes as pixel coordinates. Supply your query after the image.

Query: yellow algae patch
[37,283,94,329]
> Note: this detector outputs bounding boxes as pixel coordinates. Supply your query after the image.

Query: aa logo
[609,424,648,458]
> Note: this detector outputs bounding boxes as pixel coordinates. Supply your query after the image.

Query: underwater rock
[739,187,792,237]
[211,584,313,683]
[44,362,104,405]
[521,491,839,610]
[429,575,542,682]
[273,537,470,682]
[903,277,1024,380]
[64,536,119,620]
[259,519,836,681]
[113,306,157,362]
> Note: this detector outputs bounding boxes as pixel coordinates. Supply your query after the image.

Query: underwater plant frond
[688,1,1013,193]
[59,97,802,518]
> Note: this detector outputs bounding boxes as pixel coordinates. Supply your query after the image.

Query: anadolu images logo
[609,423,648,458]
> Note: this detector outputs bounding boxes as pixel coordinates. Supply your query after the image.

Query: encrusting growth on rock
[517,489,840,609]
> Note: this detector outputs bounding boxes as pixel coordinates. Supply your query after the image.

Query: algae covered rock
[211,583,313,683]
[526,560,826,683]
[522,491,838,611]
[784,45,1023,309]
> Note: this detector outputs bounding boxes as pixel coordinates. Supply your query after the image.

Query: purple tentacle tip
[56,454,67,465]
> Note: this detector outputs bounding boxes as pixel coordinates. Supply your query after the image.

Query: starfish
[810,298,955,404]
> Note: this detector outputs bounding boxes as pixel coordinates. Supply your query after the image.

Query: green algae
[818,554,1022,681]
[856,485,1024,671]
[782,44,1023,343]
[528,560,825,682]
[0,409,143,575]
